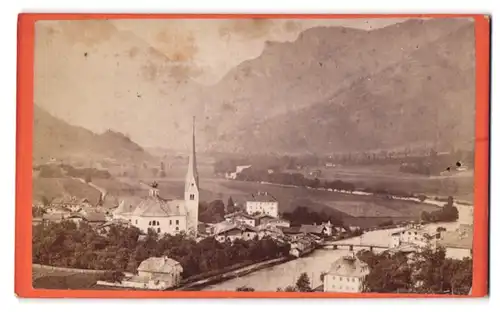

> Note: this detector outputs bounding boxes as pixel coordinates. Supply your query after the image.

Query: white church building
[113,118,200,236]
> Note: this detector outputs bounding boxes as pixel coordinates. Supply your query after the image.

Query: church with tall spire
[113,117,200,237]
[184,116,200,236]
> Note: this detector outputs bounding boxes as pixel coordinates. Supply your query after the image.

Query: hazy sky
[34,18,409,148]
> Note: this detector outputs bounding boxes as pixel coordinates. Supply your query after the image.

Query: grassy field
[32,177,102,205]
[32,266,104,290]
[287,164,474,202]
[132,177,440,227]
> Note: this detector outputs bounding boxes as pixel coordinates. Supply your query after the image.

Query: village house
[224,211,258,227]
[96,219,131,235]
[280,226,304,240]
[334,227,347,234]
[261,217,291,228]
[323,253,370,293]
[135,256,183,289]
[67,212,85,226]
[41,211,69,223]
[245,192,279,218]
[437,225,473,260]
[214,222,258,243]
[81,210,108,226]
[113,119,200,237]
[299,222,334,237]
[50,196,95,213]
[390,225,437,249]
[289,236,316,258]
[98,256,183,290]
[256,224,285,240]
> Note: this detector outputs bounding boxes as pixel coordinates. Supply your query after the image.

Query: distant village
[32,120,473,293]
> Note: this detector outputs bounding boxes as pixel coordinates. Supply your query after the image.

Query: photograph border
[15,13,490,298]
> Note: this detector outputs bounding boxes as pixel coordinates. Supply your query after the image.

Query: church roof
[137,256,182,274]
[114,197,142,216]
[328,255,369,278]
[133,198,186,218]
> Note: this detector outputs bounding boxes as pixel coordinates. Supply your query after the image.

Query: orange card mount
[16,13,490,298]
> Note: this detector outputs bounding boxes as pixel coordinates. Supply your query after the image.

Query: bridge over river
[321,241,389,253]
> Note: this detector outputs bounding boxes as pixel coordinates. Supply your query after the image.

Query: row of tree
[235,167,416,198]
[358,247,472,294]
[32,221,290,279]
[421,196,459,223]
[282,206,343,227]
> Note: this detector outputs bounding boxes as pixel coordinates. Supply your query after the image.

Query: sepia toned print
[32,17,476,295]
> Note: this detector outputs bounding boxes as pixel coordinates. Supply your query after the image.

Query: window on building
[190,194,195,200]
[176,227,179,231]
[149,221,152,226]
[135,220,138,225]
[157,221,160,226]
[152,220,156,226]
[176,220,179,225]
[157,228,161,233]
[339,277,343,281]
[169,220,172,225]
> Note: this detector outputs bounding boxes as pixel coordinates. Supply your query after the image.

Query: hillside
[196,18,475,154]
[33,105,155,164]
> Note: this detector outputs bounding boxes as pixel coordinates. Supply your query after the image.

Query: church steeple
[186,116,199,189]
[184,116,199,236]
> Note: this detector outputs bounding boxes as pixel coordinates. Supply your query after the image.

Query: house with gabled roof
[213,222,258,243]
[245,191,279,218]
[323,253,370,293]
[224,211,259,227]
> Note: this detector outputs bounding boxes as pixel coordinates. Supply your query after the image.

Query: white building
[136,256,183,289]
[98,256,184,290]
[323,254,370,293]
[113,118,200,236]
[390,225,436,249]
[245,192,279,218]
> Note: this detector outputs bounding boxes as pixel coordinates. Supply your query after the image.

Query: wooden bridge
[320,241,389,253]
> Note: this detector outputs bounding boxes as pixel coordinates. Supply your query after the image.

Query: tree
[295,273,312,292]
[320,272,327,282]
[40,195,50,207]
[84,172,92,183]
[417,194,428,202]
[226,197,236,213]
[441,197,459,221]
[421,211,431,222]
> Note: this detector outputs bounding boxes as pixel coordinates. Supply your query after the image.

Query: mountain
[33,105,155,164]
[194,18,475,154]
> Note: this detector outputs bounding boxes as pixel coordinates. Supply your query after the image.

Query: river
[200,220,461,292]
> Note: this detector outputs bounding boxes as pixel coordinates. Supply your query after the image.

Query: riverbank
[178,256,291,290]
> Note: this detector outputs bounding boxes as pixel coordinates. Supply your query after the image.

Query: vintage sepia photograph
[31,17,475,295]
